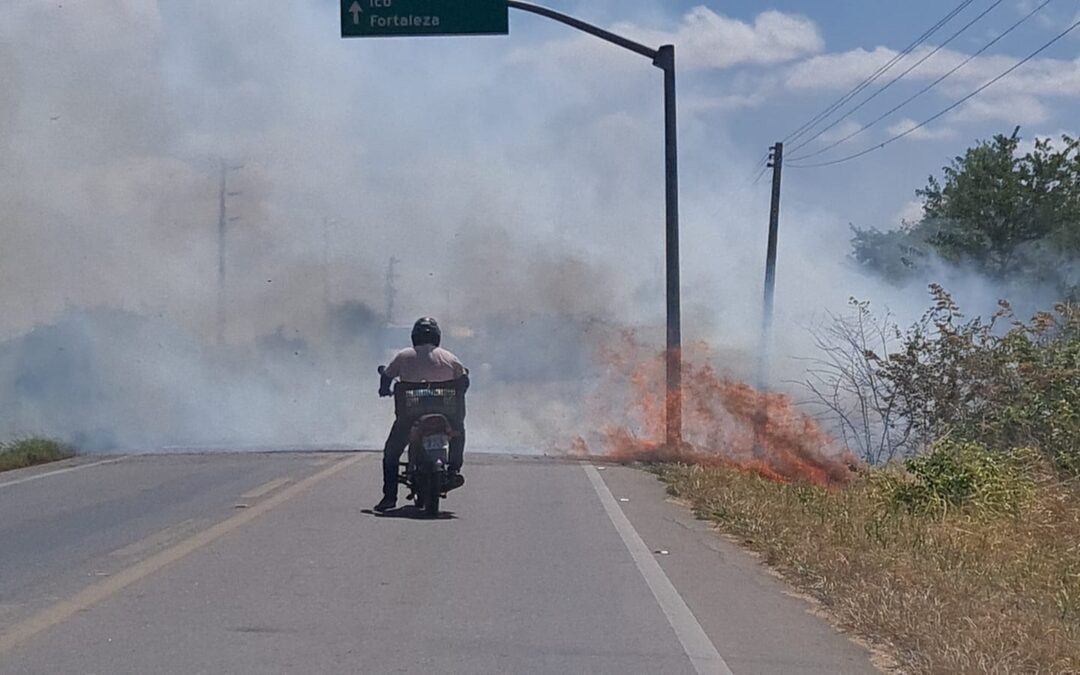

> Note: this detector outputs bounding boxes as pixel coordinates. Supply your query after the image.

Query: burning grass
[0,438,74,473]
[577,334,857,487]
[580,336,1080,671]
[658,460,1080,674]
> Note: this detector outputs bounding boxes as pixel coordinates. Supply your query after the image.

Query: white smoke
[0,1,1063,453]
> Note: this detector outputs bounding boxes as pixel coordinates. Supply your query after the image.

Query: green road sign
[341,0,509,38]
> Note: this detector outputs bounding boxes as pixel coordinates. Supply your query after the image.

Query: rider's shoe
[445,471,465,491]
[373,497,397,513]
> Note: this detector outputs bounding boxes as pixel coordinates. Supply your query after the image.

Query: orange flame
[581,332,857,487]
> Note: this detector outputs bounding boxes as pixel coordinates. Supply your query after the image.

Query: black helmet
[411,317,441,347]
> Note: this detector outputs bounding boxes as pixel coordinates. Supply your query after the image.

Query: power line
[748,151,770,183]
[788,0,1007,156]
[789,13,1080,169]
[783,0,975,146]
[752,162,771,186]
[790,0,1052,163]
[782,0,976,148]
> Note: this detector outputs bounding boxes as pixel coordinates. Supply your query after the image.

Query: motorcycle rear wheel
[410,469,424,508]
[424,473,442,517]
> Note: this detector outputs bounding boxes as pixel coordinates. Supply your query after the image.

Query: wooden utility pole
[757,142,784,391]
[754,142,783,458]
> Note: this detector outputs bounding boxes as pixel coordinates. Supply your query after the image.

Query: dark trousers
[382,419,465,499]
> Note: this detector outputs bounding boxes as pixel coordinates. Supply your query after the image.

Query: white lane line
[0,457,126,490]
[583,464,734,675]
[240,477,292,500]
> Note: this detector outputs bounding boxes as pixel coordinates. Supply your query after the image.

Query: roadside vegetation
[658,131,1080,673]
[660,299,1080,672]
[660,444,1080,673]
[0,438,75,473]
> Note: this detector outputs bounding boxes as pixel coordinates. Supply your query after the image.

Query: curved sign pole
[506,3,682,449]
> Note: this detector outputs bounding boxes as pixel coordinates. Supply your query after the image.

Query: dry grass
[0,438,74,473]
[658,463,1080,674]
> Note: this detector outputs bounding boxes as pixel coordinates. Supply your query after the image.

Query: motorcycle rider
[374,317,468,513]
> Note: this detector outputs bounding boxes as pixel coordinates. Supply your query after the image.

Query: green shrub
[868,289,1080,475]
[0,438,74,472]
[876,439,1035,516]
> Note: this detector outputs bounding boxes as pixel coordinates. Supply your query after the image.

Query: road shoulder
[0,455,125,488]
[596,464,881,675]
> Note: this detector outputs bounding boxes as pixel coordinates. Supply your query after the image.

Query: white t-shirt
[384,345,465,383]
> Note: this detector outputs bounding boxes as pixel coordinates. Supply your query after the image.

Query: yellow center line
[0,454,363,656]
[240,477,292,500]
[108,518,200,559]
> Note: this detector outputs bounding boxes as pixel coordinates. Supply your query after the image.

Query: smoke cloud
[0,1,1064,454]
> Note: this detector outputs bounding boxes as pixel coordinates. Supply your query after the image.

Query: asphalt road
[0,452,878,674]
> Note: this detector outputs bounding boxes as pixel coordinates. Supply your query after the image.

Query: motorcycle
[377,366,467,517]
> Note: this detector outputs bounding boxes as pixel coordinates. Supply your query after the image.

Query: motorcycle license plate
[423,434,449,451]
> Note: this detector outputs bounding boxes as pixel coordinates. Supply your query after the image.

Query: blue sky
[534,0,1080,222]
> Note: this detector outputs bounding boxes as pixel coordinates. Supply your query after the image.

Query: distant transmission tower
[384,256,400,326]
[216,159,243,345]
[322,217,337,313]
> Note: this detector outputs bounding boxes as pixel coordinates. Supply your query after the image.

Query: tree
[850,224,931,285]
[851,130,1080,292]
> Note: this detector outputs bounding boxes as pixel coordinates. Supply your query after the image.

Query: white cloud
[510,7,823,73]
[682,92,767,114]
[983,57,1080,98]
[619,7,824,70]
[816,118,863,143]
[778,43,1080,146]
[885,117,957,141]
[1015,129,1078,156]
[786,46,897,90]
[786,45,1080,101]
[950,94,1049,125]
[893,199,924,226]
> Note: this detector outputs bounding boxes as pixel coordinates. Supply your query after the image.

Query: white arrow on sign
[349,1,363,25]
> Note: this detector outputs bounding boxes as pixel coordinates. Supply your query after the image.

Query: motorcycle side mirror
[377,366,386,376]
